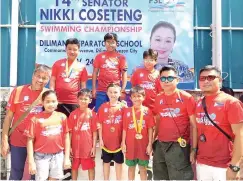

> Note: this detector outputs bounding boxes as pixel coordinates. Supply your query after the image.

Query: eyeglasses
[144,59,156,62]
[160,76,177,82]
[199,75,219,81]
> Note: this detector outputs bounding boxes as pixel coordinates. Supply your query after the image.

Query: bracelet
[191,148,198,152]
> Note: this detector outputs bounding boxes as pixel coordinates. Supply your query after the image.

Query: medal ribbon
[65,59,77,78]
[132,106,143,134]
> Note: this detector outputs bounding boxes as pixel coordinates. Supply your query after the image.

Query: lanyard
[65,59,77,78]
[132,106,144,134]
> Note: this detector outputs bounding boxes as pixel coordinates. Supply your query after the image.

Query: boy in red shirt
[131,49,161,110]
[68,89,97,180]
[92,33,128,112]
[50,38,88,117]
[122,85,155,180]
[25,90,71,180]
[98,83,127,180]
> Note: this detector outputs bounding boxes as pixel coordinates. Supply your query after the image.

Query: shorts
[125,159,149,167]
[94,91,109,112]
[72,158,95,171]
[34,151,64,180]
[101,149,124,164]
[57,103,79,117]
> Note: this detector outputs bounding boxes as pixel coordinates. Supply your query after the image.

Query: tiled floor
[77,148,142,180]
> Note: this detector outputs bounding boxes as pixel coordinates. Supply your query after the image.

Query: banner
[36,0,194,89]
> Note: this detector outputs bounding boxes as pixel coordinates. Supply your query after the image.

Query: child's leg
[71,170,78,180]
[128,166,136,180]
[115,163,122,180]
[103,162,110,180]
[138,165,147,180]
[88,168,95,180]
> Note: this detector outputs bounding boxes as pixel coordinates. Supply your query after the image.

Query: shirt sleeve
[51,61,58,77]
[93,54,101,68]
[186,95,196,116]
[6,88,17,112]
[24,116,36,138]
[119,55,128,71]
[146,109,156,128]
[97,105,103,123]
[227,100,243,124]
[79,67,88,82]
[91,111,98,132]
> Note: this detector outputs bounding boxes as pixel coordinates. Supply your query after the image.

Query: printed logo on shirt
[140,81,155,90]
[176,98,183,103]
[160,100,164,104]
[74,115,77,119]
[197,102,201,107]
[24,96,29,101]
[140,73,144,77]
[102,55,106,59]
[41,125,63,136]
[104,115,122,124]
[196,112,218,126]
[128,120,145,130]
[127,112,131,117]
[104,108,108,113]
[30,105,43,114]
[214,102,224,107]
[38,118,45,123]
[101,59,117,69]
[61,63,65,66]
[160,108,181,117]
[81,122,90,131]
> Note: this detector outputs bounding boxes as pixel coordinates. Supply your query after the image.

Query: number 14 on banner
[56,0,71,7]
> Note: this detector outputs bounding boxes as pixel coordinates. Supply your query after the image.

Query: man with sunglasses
[196,65,243,180]
[152,65,197,180]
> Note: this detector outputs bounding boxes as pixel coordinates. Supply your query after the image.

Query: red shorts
[72,158,95,170]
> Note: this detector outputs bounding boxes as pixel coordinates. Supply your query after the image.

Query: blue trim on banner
[40,22,142,25]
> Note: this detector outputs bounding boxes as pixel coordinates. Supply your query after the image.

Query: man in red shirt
[50,38,88,117]
[196,65,243,180]
[92,33,128,112]
[1,64,51,180]
[153,65,197,180]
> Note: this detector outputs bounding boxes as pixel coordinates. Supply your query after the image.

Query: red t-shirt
[7,85,44,147]
[123,107,155,160]
[131,68,161,110]
[153,90,196,142]
[97,102,124,151]
[24,111,68,153]
[68,108,97,159]
[52,58,88,104]
[196,92,243,168]
[93,51,127,92]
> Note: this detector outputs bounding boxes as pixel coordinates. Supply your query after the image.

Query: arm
[153,114,160,141]
[121,70,128,91]
[27,137,36,175]
[122,130,127,153]
[189,114,198,149]
[90,131,97,157]
[146,127,153,155]
[49,76,56,90]
[98,123,104,147]
[92,68,99,97]
[1,110,14,157]
[63,132,71,169]
[80,81,86,89]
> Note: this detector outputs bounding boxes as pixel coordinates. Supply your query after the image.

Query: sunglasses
[199,75,219,81]
[160,76,177,82]
[144,59,156,62]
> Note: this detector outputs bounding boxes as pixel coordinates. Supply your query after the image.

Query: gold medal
[110,127,115,132]
[177,137,187,147]
[135,133,143,139]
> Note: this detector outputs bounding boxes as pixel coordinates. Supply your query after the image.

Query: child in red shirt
[98,83,127,180]
[68,89,97,180]
[122,85,155,180]
[131,49,162,110]
[25,90,71,180]
[92,33,128,112]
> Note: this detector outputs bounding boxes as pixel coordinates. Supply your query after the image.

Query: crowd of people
[1,33,243,181]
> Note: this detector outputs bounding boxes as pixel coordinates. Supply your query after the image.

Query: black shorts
[57,103,78,117]
[101,149,124,164]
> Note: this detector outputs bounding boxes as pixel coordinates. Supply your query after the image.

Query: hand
[122,144,126,153]
[90,147,96,157]
[190,151,196,164]
[226,167,237,180]
[29,161,37,175]
[63,158,71,170]
[99,139,104,148]
[146,144,152,155]
[92,89,96,98]
[120,92,126,101]
[1,139,10,158]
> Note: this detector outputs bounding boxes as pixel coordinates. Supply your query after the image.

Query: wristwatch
[191,148,198,153]
[229,164,240,172]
